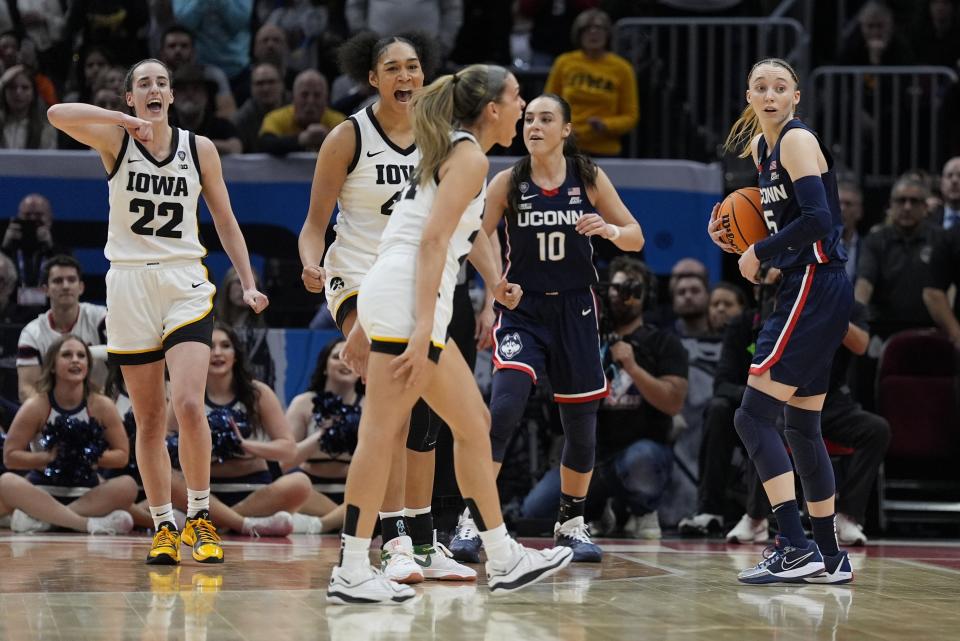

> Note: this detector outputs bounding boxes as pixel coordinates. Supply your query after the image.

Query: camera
[12,218,39,252]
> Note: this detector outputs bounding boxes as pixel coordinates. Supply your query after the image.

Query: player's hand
[391,329,432,390]
[738,245,761,284]
[302,264,325,293]
[576,213,613,239]
[122,114,153,143]
[475,305,495,350]
[707,203,738,253]
[492,278,522,310]
[341,322,370,382]
[243,288,269,314]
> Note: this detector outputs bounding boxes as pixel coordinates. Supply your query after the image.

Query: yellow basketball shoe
[146,522,181,565]
[182,510,225,564]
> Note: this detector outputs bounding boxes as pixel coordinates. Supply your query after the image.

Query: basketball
[714,187,769,254]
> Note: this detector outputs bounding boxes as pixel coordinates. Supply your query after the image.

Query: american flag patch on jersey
[567,187,580,196]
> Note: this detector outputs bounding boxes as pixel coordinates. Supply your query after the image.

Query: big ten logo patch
[499,332,523,359]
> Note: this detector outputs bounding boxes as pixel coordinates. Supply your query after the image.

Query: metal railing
[808,66,959,188]
[613,17,809,160]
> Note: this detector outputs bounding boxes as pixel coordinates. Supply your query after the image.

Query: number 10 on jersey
[537,231,565,261]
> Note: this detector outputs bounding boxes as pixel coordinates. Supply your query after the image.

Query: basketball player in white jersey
[47,58,268,566]
[326,64,573,605]
[300,33,474,582]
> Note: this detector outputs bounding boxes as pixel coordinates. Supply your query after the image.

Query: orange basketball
[714,187,769,254]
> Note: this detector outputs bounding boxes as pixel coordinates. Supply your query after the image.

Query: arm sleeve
[754,175,833,261]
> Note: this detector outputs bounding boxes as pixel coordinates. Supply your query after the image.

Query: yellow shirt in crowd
[545,50,639,157]
[259,104,346,137]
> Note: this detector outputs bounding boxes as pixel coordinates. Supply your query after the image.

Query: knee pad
[783,406,835,502]
[734,387,792,482]
[489,369,534,462]
[406,399,440,452]
[559,400,600,474]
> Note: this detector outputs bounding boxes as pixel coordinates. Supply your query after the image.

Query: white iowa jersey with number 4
[377,130,485,292]
[333,104,420,255]
[105,128,206,263]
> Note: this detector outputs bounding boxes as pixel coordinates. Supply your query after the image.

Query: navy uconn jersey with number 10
[757,119,847,270]
[503,159,599,293]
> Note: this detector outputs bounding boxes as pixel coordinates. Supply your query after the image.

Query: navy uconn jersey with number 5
[757,119,846,270]
[503,158,599,293]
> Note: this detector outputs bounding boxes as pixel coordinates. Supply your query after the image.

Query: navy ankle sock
[810,514,839,556]
[772,500,808,546]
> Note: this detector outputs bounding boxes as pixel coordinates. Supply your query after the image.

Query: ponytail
[723,104,762,159]
[411,64,509,186]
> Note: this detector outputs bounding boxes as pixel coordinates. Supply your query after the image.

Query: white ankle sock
[186,488,210,518]
[340,533,372,571]
[149,503,176,531]
[479,523,512,564]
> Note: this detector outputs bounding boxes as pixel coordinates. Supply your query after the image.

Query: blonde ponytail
[411,75,457,186]
[723,104,762,159]
[411,64,510,186]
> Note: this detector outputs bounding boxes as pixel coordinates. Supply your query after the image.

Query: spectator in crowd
[16,255,107,402]
[64,0,149,67]
[15,0,66,84]
[449,0,512,66]
[91,86,124,111]
[0,64,55,149]
[671,270,712,338]
[933,156,960,229]
[2,194,68,301]
[214,266,274,387]
[855,173,940,341]
[840,0,915,66]
[159,24,236,119]
[252,22,296,89]
[346,0,463,61]
[520,0,600,67]
[910,0,960,69]
[171,64,242,155]
[0,6,16,36]
[522,256,687,539]
[0,335,136,535]
[923,225,960,349]
[94,65,125,97]
[0,30,19,71]
[0,252,24,323]
[544,8,638,157]
[258,69,345,154]
[16,35,56,106]
[174,325,312,531]
[707,281,746,334]
[233,62,286,153]
[839,180,865,283]
[285,337,360,534]
[61,44,112,105]
[259,1,342,84]
[171,0,253,102]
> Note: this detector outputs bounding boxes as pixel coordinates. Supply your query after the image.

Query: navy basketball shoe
[803,550,853,584]
[554,516,602,562]
[448,509,482,563]
[738,536,825,584]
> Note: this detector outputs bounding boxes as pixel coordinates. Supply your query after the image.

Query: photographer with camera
[2,194,68,313]
[520,256,688,539]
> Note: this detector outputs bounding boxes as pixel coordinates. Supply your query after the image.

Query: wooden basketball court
[1,533,957,640]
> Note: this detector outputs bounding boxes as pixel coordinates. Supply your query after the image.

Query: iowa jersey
[503,158,598,293]
[105,128,205,263]
[334,104,419,255]
[378,130,484,296]
[757,119,847,270]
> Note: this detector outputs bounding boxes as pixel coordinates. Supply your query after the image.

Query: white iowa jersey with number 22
[105,128,206,263]
[333,105,419,255]
[378,130,485,291]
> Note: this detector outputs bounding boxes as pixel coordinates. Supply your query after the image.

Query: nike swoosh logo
[413,554,432,568]
[191,282,204,288]
[366,150,386,157]
[521,194,538,201]
[581,308,592,316]
[781,551,814,571]
[128,158,142,163]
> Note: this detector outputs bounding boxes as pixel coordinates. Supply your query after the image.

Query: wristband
[608,225,621,241]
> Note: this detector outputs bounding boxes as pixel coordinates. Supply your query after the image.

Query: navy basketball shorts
[749,263,853,396]
[492,288,608,403]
